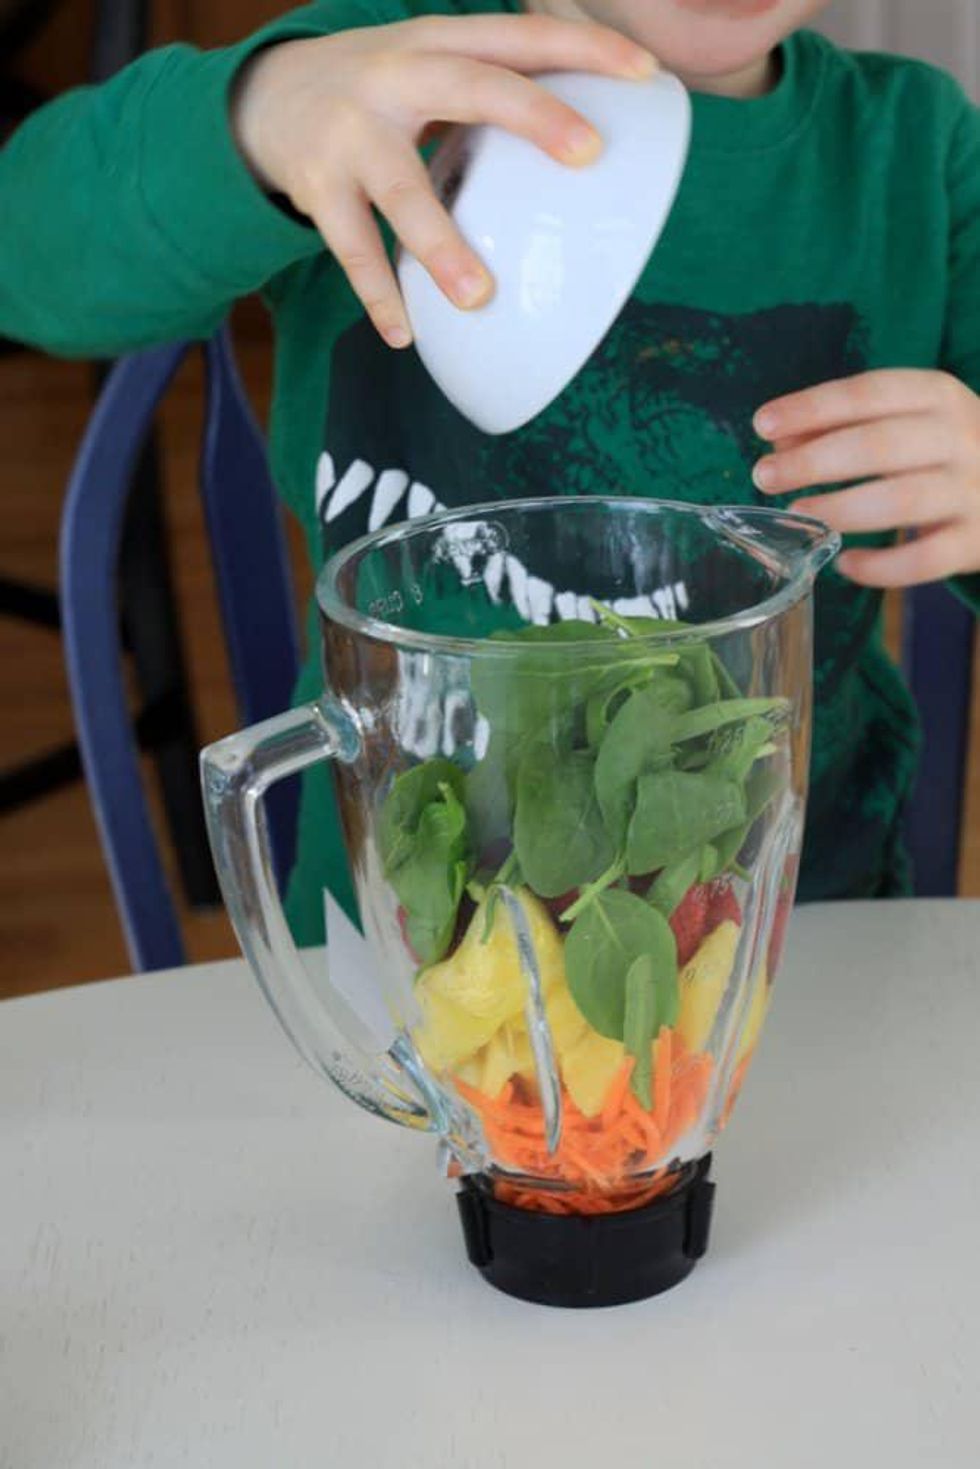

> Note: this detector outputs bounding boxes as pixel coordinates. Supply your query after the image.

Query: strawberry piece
[707,879,743,930]
[670,883,711,966]
[766,858,799,977]
[543,890,579,925]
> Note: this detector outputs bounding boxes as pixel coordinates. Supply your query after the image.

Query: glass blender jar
[202,497,837,1307]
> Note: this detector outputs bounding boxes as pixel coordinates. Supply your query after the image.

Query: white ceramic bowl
[397,70,691,436]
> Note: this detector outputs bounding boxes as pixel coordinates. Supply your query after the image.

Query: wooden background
[1,2,978,998]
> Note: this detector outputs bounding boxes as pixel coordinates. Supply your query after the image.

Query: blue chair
[902,585,976,897]
[59,327,300,971]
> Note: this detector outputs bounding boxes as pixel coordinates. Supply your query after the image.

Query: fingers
[387,13,657,80]
[837,526,969,588]
[754,413,950,495]
[370,53,605,165]
[792,472,966,534]
[311,188,414,348]
[360,127,494,308]
[754,369,959,441]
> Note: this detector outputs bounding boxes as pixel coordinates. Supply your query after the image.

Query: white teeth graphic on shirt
[368,469,411,532]
[314,450,689,623]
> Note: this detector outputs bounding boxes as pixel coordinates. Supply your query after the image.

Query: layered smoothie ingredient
[379,610,792,1211]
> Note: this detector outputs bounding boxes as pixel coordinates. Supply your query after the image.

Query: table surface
[3,901,979,1469]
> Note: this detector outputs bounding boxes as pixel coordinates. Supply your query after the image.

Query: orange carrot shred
[653,1026,673,1130]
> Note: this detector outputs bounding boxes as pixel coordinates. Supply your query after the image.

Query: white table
[2,902,979,1468]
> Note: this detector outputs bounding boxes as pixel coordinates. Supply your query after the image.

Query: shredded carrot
[454,1026,715,1215]
[600,1056,636,1128]
[653,1025,672,1131]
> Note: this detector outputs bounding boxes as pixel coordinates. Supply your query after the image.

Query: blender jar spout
[703,506,841,588]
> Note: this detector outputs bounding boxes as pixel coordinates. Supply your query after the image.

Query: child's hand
[752,370,980,587]
[232,14,655,347]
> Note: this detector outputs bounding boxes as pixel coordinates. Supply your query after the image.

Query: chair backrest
[59,327,300,971]
[902,584,976,897]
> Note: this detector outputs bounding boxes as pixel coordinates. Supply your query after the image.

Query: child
[2,0,978,938]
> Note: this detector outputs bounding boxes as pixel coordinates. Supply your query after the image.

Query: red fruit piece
[766,858,799,977]
[670,880,743,967]
[707,880,742,930]
[543,890,579,925]
[670,884,711,967]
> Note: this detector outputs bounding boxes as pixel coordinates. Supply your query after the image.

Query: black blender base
[456,1156,715,1309]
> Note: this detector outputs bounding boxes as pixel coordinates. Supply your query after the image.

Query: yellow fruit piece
[545,981,590,1058]
[415,987,497,1072]
[736,966,770,1064]
[479,1024,536,1098]
[414,888,566,1072]
[562,1029,626,1118]
[676,920,741,1055]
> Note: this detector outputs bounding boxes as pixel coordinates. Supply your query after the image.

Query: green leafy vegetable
[384,610,792,984]
[646,850,703,917]
[565,889,678,1042]
[626,769,747,876]
[670,697,787,748]
[514,745,616,898]
[379,759,464,873]
[677,643,719,706]
[623,953,658,1107]
[558,856,626,924]
[594,685,676,847]
[464,733,514,852]
[379,764,471,964]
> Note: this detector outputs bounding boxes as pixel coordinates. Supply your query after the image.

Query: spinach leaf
[565,889,677,1042]
[711,653,743,701]
[670,696,788,748]
[474,620,674,769]
[558,855,626,923]
[703,823,747,880]
[586,670,649,749]
[626,769,746,876]
[745,759,784,824]
[387,781,471,964]
[594,685,676,847]
[646,850,703,917]
[379,759,465,875]
[677,643,719,706]
[623,953,658,1108]
[587,667,694,750]
[514,746,616,898]
[472,622,615,728]
[464,735,514,854]
[708,714,779,784]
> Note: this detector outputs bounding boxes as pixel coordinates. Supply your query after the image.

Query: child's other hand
[752,370,980,587]
[231,14,655,348]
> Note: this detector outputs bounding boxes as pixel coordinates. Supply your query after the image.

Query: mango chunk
[676,920,741,1055]
[562,1029,626,1118]
[736,965,770,1064]
[415,887,565,1071]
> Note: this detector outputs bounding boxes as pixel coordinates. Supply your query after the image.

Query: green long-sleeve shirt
[3,0,979,938]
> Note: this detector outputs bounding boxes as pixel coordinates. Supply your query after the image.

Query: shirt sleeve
[940,85,980,613]
[0,1,388,357]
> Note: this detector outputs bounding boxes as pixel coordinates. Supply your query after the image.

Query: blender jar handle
[200,700,432,1130]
